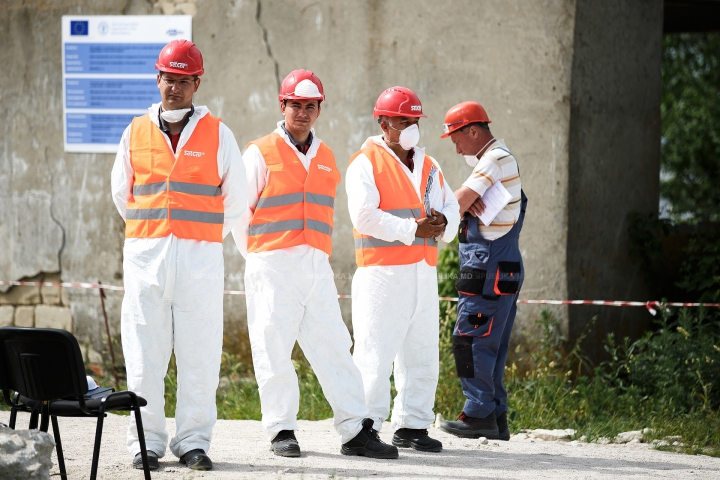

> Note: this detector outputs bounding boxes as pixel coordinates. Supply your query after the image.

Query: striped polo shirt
[462,139,522,241]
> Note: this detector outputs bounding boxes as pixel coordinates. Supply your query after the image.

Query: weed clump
[501,307,720,456]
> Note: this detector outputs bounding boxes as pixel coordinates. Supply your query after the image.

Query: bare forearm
[454,186,480,215]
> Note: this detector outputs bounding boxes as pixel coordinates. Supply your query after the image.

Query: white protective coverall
[111,103,247,458]
[232,122,369,444]
[346,136,460,432]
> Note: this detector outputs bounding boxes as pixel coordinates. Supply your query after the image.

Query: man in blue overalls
[438,101,527,440]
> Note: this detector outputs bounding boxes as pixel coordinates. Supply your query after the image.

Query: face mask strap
[474,137,496,158]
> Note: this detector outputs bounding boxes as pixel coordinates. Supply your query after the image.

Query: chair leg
[51,416,68,480]
[39,402,50,433]
[9,407,17,429]
[28,409,39,430]
[89,414,105,480]
[133,406,152,480]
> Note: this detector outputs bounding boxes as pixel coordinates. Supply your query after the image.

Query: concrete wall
[0,0,662,362]
[567,0,663,352]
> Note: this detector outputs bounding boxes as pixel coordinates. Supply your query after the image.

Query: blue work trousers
[453,191,527,419]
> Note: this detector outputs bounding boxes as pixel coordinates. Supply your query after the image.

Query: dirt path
[3,412,719,479]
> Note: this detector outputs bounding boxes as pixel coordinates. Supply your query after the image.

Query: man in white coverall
[232,70,398,459]
[346,86,460,452]
[111,40,247,471]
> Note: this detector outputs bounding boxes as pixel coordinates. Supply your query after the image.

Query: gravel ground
[3,412,719,479]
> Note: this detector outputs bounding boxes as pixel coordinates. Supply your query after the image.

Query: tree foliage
[661,33,720,223]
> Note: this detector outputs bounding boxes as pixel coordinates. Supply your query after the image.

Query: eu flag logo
[71,20,89,36]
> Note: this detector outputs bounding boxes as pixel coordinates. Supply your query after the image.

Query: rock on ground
[0,425,55,480]
[527,428,576,441]
[2,413,719,479]
[616,430,644,444]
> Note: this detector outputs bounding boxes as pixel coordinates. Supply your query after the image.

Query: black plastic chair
[0,327,152,480]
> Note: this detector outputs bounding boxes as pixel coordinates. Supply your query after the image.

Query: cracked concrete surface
[255,0,281,93]
[44,147,67,273]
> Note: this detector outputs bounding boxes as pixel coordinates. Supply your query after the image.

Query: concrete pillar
[566,0,663,353]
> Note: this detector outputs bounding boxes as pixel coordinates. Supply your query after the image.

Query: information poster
[62,15,192,153]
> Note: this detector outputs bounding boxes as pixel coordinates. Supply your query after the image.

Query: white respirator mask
[464,137,496,167]
[464,154,480,168]
[160,108,191,123]
[388,123,420,150]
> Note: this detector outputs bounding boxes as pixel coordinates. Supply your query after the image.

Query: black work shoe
[271,430,301,457]
[392,428,442,452]
[439,411,499,439]
[179,449,213,471]
[341,418,399,459]
[132,450,159,470]
[496,411,510,441]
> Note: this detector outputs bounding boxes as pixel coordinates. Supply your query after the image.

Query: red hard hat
[440,101,491,138]
[155,40,204,76]
[373,86,426,118]
[279,70,325,102]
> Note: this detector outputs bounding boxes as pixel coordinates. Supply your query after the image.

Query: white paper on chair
[478,181,513,227]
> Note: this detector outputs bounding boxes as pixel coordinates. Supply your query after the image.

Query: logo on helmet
[169,62,188,69]
[411,106,422,111]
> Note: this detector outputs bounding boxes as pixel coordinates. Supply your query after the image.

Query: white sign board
[61,15,192,153]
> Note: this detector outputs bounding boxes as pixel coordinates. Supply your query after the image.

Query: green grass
[502,308,720,457]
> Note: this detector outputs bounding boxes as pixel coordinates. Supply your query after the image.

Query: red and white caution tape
[2,281,719,315]
[517,299,720,316]
[438,298,720,315]
[0,280,125,292]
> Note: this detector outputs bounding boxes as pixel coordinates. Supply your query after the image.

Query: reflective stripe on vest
[349,144,444,267]
[126,114,224,242]
[353,237,437,249]
[247,132,340,256]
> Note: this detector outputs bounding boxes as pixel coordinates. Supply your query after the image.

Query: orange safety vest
[350,143,444,267]
[126,114,224,243]
[248,132,340,256]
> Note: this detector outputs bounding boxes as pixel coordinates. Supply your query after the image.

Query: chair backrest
[0,327,88,401]
[0,333,8,390]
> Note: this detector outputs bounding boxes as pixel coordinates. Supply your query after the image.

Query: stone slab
[14,306,35,328]
[34,305,72,332]
[0,286,41,306]
[0,305,14,326]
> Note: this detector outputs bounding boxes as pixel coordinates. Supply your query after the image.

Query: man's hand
[415,210,446,238]
[467,196,486,218]
[428,208,447,227]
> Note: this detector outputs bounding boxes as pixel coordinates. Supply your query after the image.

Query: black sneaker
[439,411,499,439]
[179,449,213,471]
[271,430,301,457]
[496,411,510,441]
[341,418,399,459]
[132,450,159,470]
[392,428,442,452]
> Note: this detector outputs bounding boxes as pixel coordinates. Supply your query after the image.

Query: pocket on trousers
[459,242,490,270]
[452,335,475,378]
[456,267,487,296]
[456,298,497,338]
[493,261,521,296]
